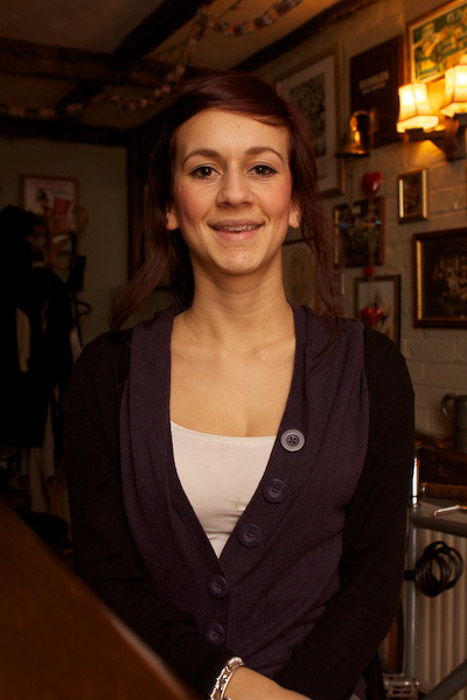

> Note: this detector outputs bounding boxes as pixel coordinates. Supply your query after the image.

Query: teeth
[213,224,258,232]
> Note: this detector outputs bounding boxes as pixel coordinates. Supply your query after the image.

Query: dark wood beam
[0,37,168,87]
[112,0,213,67]
[0,115,128,146]
[54,82,104,115]
[238,0,380,71]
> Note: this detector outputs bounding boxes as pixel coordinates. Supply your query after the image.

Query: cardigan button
[263,478,288,503]
[280,429,305,452]
[237,523,262,547]
[208,574,229,599]
[205,622,225,645]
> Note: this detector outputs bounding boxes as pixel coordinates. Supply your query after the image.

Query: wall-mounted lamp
[396,56,467,161]
[396,83,439,132]
[441,61,467,117]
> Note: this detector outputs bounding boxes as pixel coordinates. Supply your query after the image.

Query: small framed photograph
[354,274,401,345]
[277,47,344,197]
[333,196,385,267]
[282,238,315,306]
[414,228,467,327]
[406,0,467,83]
[398,169,428,223]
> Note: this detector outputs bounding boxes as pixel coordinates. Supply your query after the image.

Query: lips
[209,220,263,233]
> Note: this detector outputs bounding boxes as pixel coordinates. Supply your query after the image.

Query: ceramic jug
[441,393,467,454]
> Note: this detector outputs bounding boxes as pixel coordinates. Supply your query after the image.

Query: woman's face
[166,108,300,281]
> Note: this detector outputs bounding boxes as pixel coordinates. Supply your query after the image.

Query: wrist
[209,656,244,700]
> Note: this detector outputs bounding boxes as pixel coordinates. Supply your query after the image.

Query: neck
[180,266,294,350]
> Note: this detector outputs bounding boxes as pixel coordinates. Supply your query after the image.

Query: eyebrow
[182,146,286,165]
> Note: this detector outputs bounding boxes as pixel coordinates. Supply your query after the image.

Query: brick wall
[258,0,467,438]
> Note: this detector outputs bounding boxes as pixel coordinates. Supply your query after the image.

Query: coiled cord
[414,540,464,597]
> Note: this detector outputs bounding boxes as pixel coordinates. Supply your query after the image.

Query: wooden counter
[0,500,197,700]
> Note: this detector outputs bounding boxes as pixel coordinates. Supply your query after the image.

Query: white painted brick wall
[258,0,467,439]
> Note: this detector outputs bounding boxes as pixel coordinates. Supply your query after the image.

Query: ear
[166,204,179,231]
[288,199,301,230]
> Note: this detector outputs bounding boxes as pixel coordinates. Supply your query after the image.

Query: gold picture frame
[398,169,428,223]
[414,228,467,327]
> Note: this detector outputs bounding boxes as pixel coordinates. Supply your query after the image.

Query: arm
[275,328,414,700]
[64,333,233,696]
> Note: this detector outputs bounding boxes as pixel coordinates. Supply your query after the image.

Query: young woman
[65,72,414,700]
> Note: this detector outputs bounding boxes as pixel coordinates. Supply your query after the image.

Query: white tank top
[170,421,275,557]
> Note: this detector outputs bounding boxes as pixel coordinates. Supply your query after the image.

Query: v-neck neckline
[164,304,307,566]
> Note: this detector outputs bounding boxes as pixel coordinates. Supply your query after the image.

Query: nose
[216,168,253,207]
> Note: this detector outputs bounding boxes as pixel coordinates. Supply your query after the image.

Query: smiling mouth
[209,221,263,233]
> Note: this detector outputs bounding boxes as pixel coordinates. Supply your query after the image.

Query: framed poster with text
[350,36,403,147]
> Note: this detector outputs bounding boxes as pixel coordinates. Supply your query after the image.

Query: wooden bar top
[0,499,197,700]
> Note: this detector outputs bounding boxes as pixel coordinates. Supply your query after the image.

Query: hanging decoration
[205,0,304,35]
[0,0,305,121]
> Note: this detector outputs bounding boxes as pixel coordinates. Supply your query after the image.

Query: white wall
[258,0,467,438]
[0,137,128,344]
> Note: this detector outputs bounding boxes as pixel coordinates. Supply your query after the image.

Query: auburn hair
[112,70,341,330]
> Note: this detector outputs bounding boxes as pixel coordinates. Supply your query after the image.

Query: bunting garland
[204,0,304,36]
[0,0,305,120]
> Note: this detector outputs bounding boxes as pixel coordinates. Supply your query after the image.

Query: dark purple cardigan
[65,306,414,700]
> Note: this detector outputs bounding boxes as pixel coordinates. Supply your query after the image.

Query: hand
[224,666,309,699]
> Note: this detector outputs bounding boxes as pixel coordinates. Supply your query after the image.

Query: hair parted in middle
[112,70,341,330]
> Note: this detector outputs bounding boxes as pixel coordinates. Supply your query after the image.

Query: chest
[170,341,295,436]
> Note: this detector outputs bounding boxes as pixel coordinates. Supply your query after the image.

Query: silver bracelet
[209,656,244,700]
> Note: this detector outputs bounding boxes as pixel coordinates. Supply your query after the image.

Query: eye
[190,165,217,179]
[250,164,277,176]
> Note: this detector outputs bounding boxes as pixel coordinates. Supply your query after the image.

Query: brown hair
[112,70,341,329]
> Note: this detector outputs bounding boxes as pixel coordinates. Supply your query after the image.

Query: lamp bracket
[404,114,466,161]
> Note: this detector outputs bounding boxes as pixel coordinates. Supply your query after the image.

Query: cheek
[266,181,295,222]
[170,184,207,227]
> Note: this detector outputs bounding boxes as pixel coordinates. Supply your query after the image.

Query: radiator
[405,522,467,700]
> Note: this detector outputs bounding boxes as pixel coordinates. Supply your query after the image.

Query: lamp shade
[397,83,439,132]
[441,60,467,117]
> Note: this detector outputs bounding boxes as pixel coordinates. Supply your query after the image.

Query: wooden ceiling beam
[112,0,213,67]
[0,37,168,88]
[0,114,128,146]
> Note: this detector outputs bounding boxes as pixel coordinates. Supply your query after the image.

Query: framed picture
[333,196,385,267]
[398,169,428,223]
[282,238,315,306]
[276,47,344,197]
[350,35,403,147]
[406,0,467,83]
[20,174,80,280]
[414,228,467,327]
[20,174,79,236]
[354,274,401,345]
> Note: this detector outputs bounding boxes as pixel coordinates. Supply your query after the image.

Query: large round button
[208,574,229,599]
[205,622,225,645]
[237,523,262,547]
[263,478,288,503]
[280,428,305,452]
